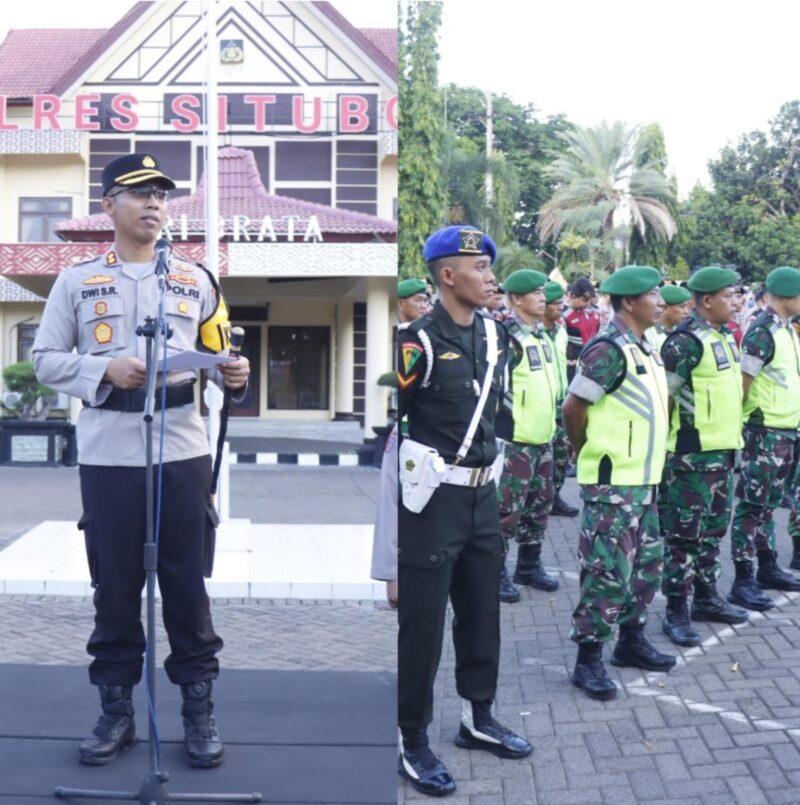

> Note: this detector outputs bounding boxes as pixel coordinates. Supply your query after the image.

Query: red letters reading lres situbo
[0,93,398,133]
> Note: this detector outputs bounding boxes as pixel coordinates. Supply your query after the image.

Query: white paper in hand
[156,349,234,372]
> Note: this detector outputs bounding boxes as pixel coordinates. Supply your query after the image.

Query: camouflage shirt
[569,315,657,504]
[661,309,735,472]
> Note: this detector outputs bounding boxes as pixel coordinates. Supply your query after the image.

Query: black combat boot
[729,561,776,611]
[662,596,700,647]
[499,564,520,603]
[571,641,617,701]
[181,681,224,767]
[692,578,748,624]
[455,699,533,759]
[551,494,579,517]
[756,550,800,592]
[78,685,136,765]
[513,543,559,591]
[791,542,800,573]
[398,727,456,797]
[611,623,677,672]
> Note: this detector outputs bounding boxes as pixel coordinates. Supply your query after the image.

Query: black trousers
[79,456,223,687]
[398,482,502,730]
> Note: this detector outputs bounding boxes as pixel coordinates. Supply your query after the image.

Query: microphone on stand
[154,238,172,281]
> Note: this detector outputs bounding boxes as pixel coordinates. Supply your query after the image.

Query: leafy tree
[2,362,56,421]
[398,1,446,278]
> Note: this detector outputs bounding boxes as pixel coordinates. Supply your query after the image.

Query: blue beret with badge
[422,225,497,265]
[102,153,177,196]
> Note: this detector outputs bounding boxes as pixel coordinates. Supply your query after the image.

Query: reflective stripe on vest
[509,324,557,445]
[577,333,669,486]
[744,322,800,429]
[667,326,743,452]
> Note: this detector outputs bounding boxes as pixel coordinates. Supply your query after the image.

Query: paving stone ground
[399,479,800,805]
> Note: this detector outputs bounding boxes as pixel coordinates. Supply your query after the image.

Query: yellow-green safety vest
[543,324,568,403]
[578,331,669,486]
[743,318,800,430]
[508,322,557,445]
[667,324,743,452]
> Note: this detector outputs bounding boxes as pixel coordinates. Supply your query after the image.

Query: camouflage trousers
[570,492,662,644]
[496,441,553,554]
[552,421,570,494]
[659,468,733,597]
[730,427,797,563]
[789,449,800,544]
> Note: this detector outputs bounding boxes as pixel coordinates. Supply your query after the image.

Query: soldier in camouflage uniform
[729,268,800,609]
[542,282,579,518]
[658,268,749,647]
[563,267,676,701]
[646,284,691,350]
[495,270,560,603]
[790,455,800,570]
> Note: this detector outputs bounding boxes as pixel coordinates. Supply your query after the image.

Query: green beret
[599,266,662,297]
[502,269,548,295]
[397,278,427,299]
[660,285,692,305]
[544,281,565,304]
[687,267,741,294]
[765,266,800,298]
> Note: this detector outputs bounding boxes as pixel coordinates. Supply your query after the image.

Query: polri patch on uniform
[94,322,113,344]
[84,274,114,285]
[527,345,543,370]
[711,341,731,370]
[459,229,484,254]
[104,251,118,267]
[94,301,108,316]
[438,351,461,360]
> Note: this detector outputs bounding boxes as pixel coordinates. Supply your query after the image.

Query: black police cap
[101,153,177,196]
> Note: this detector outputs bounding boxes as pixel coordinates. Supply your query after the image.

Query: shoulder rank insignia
[438,352,461,360]
[104,251,118,267]
[94,301,108,316]
[84,274,114,285]
[168,273,198,286]
[94,322,112,344]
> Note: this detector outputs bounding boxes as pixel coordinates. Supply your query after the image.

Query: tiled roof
[0,275,44,302]
[359,29,397,68]
[0,29,105,98]
[56,147,397,238]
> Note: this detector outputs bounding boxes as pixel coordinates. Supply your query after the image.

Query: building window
[268,326,330,410]
[17,323,38,363]
[18,198,72,242]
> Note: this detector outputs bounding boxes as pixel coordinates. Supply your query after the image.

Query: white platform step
[0,520,385,601]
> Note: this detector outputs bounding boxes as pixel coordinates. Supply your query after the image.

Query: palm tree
[536,122,677,270]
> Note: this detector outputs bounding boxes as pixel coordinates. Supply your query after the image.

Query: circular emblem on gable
[142,155,156,168]
[94,322,113,345]
[94,301,108,316]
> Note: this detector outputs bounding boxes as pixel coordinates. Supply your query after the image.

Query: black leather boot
[181,681,224,767]
[499,564,520,603]
[571,641,617,700]
[791,542,800,573]
[513,543,559,591]
[662,596,700,647]
[691,579,748,624]
[611,623,677,671]
[78,685,136,765]
[756,550,800,592]
[455,699,533,759]
[398,727,456,797]
[551,494,579,517]
[729,561,775,610]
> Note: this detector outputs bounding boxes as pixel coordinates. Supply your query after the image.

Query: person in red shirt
[565,276,601,381]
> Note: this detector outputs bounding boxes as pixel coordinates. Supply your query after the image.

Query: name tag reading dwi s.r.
[527,345,543,371]
[711,341,731,370]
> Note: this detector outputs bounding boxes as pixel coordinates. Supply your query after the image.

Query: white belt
[441,463,495,488]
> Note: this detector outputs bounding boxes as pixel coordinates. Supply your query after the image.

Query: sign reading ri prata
[0,93,399,133]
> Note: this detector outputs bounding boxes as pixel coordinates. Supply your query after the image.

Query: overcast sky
[0,1,395,44]
[438,0,800,198]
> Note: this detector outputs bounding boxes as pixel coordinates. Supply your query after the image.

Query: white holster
[399,437,447,514]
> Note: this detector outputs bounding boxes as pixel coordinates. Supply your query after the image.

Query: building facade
[0,1,397,433]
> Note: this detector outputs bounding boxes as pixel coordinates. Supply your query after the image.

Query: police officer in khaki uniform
[32,154,249,768]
